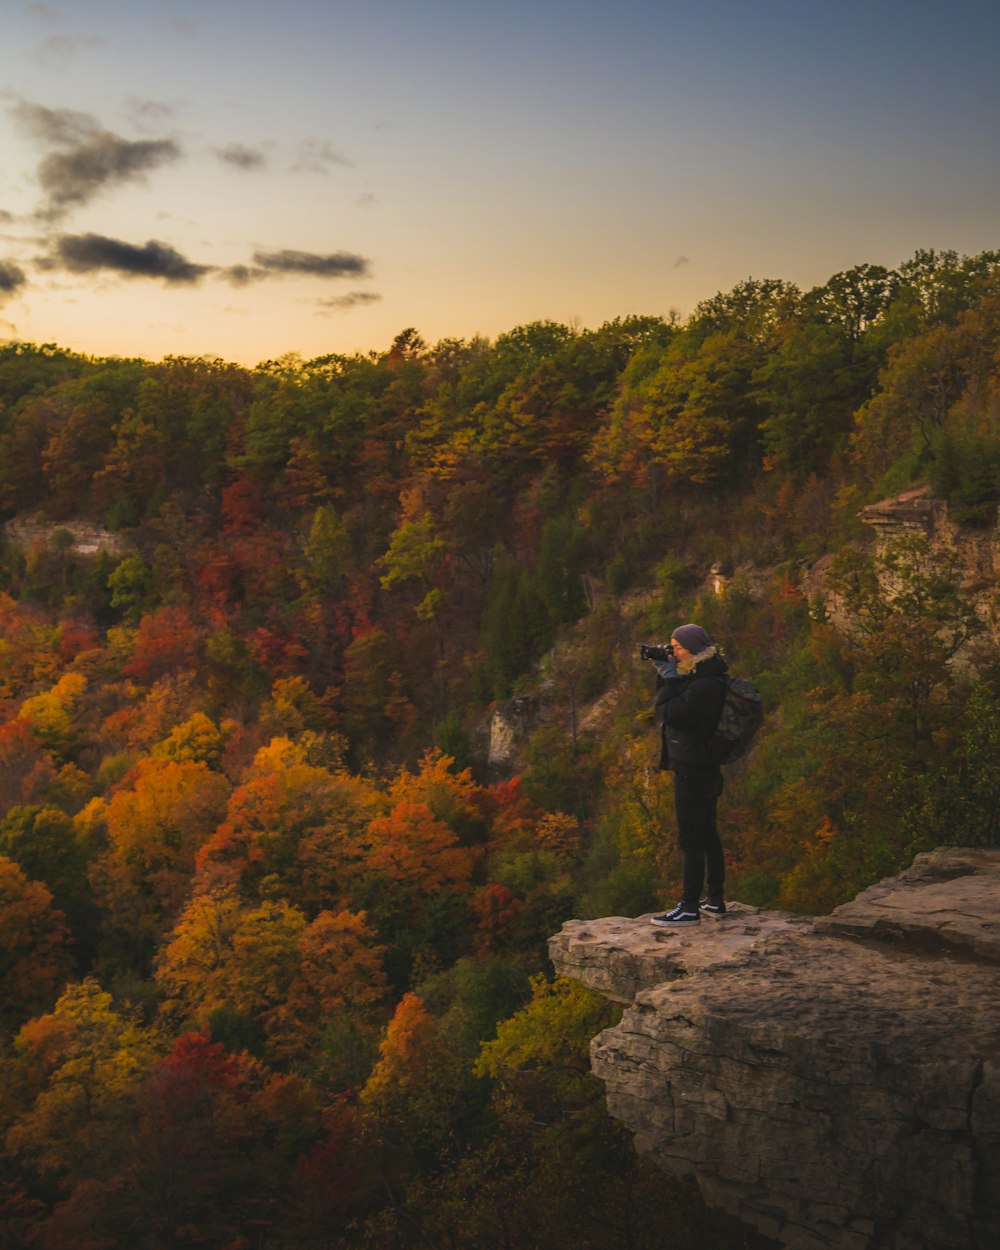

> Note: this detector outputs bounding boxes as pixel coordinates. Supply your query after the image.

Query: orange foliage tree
[89,757,231,954]
[156,886,389,1065]
[195,743,382,910]
[360,992,469,1163]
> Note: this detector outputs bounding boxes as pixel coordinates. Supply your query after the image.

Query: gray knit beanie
[672,623,713,653]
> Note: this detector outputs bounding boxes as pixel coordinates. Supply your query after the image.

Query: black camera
[640,643,674,662]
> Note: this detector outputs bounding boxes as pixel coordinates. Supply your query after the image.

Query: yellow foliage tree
[157,888,389,1062]
[20,672,87,759]
[89,757,231,945]
[156,886,306,1026]
[152,711,225,767]
[5,978,162,1175]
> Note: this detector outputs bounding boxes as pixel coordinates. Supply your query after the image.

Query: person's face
[670,637,693,662]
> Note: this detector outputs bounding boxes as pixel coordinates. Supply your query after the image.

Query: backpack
[711,676,764,765]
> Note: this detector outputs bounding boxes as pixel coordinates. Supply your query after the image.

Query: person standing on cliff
[647,623,728,927]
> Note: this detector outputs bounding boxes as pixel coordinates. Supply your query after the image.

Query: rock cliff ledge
[549,848,1000,1250]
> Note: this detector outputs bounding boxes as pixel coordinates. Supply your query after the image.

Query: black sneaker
[699,896,726,915]
[650,905,700,927]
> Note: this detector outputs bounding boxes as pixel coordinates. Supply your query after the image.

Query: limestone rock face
[815,846,1000,962]
[4,516,129,558]
[549,849,1000,1250]
[487,696,536,768]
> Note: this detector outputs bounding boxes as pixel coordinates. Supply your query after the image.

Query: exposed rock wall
[487,696,536,768]
[4,516,129,558]
[858,486,1000,638]
[549,849,1000,1250]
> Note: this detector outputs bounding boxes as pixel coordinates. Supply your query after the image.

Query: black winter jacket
[655,651,728,772]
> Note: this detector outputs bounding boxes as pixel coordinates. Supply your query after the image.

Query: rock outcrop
[549,848,1000,1250]
[487,696,537,768]
[4,516,129,558]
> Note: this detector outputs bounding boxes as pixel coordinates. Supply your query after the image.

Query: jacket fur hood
[677,644,720,676]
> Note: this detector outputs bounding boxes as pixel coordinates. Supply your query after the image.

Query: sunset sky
[1,0,998,366]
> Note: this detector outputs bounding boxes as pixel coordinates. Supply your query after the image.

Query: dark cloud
[292,139,352,173]
[39,136,181,213]
[0,261,27,296]
[12,100,181,218]
[54,233,211,284]
[13,100,96,147]
[317,291,382,312]
[224,249,370,285]
[216,143,268,171]
[223,264,263,287]
[253,248,370,278]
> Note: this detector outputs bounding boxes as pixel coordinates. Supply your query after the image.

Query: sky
[0,0,998,366]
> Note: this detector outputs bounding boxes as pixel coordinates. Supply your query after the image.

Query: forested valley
[2,248,1000,1249]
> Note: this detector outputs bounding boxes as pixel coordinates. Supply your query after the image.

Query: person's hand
[654,654,677,678]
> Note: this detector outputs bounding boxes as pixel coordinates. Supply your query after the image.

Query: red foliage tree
[123,606,202,684]
[0,718,56,817]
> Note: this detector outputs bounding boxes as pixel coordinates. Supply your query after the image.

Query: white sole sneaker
[650,910,700,927]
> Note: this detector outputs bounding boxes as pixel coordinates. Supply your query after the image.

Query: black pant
[673,768,725,909]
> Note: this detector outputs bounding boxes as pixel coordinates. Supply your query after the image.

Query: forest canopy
[1,247,1000,1248]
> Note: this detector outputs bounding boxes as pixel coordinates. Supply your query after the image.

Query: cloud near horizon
[5,98,377,314]
[53,233,211,284]
[317,291,382,312]
[0,261,28,299]
[46,234,375,299]
[225,248,372,285]
[255,248,370,277]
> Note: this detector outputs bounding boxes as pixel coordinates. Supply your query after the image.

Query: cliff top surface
[551,847,1000,1054]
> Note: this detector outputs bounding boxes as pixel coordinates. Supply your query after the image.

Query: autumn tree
[195,745,381,910]
[0,857,72,1030]
[19,673,87,762]
[157,886,390,1065]
[4,979,161,1178]
[267,907,391,1065]
[35,1031,313,1250]
[826,531,985,751]
[89,757,231,961]
[339,626,398,762]
[0,806,97,955]
[0,719,57,817]
[360,992,472,1167]
[122,604,202,683]
[151,710,226,767]
[156,886,307,1047]
[354,796,478,972]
